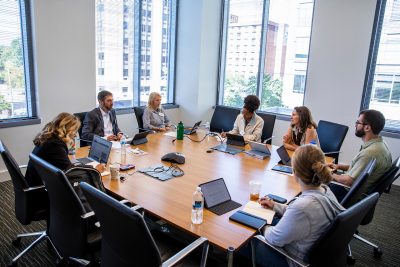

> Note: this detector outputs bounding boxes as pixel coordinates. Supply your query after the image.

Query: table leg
[227,246,235,267]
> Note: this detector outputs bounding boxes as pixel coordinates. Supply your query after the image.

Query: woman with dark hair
[25,112,104,187]
[254,145,344,267]
[283,106,318,151]
[221,95,264,142]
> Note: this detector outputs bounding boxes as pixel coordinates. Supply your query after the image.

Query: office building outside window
[219,0,314,116]
[95,0,176,109]
[363,0,400,133]
[0,0,36,125]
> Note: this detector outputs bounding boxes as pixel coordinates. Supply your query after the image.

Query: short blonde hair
[147,92,162,109]
[292,144,332,186]
[33,112,80,146]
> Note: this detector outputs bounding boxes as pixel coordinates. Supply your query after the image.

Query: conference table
[75,131,305,264]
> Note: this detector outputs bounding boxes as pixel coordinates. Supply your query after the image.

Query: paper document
[163,131,177,138]
[242,201,275,222]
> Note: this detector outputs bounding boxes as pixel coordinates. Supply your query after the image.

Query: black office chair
[133,106,146,132]
[29,153,101,266]
[210,105,241,133]
[74,111,89,147]
[251,193,379,267]
[0,140,48,267]
[317,120,348,163]
[257,112,276,144]
[80,182,209,267]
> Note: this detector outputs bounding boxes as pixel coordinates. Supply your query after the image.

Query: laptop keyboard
[208,200,242,216]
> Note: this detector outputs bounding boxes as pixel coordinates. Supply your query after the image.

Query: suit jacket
[81,108,121,141]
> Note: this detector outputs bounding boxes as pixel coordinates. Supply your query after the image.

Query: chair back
[256,112,276,144]
[133,106,146,132]
[317,120,348,163]
[308,193,379,267]
[340,158,376,208]
[0,140,47,224]
[210,105,240,133]
[80,182,162,267]
[29,153,89,257]
[74,112,88,146]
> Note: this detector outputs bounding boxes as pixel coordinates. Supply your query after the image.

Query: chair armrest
[19,164,28,169]
[252,235,309,267]
[130,205,142,212]
[81,211,95,219]
[162,237,209,267]
[330,181,350,190]
[23,185,46,192]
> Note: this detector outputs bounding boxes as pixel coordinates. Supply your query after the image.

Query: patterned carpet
[1,179,400,266]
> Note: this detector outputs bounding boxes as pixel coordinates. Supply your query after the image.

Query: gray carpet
[1,179,400,266]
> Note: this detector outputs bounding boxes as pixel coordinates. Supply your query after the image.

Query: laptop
[184,120,202,135]
[245,141,271,160]
[130,131,151,145]
[199,178,242,216]
[276,145,291,166]
[77,135,112,165]
[226,133,246,147]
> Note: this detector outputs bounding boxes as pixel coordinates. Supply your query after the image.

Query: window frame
[0,0,40,128]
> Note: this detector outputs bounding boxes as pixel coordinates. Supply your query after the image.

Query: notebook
[184,120,202,135]
[245,141,271,160]
[199,178,241,216]
[77,135,112,165]
[229,201,275,230]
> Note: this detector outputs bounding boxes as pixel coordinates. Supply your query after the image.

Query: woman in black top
[25,112,104,187]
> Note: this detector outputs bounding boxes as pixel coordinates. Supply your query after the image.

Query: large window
[363,0,400,133]
[95,0,176,109]
[0,0,36,124]
[219,0,314,115]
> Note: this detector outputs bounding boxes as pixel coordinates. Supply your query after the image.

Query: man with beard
[82,90,123,142]
[329,109,392,200]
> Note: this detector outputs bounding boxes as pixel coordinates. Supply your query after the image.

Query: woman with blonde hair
[255,145,344,267]
[143,92,171,132]
[25,112,104,186]
[283,106,318,151]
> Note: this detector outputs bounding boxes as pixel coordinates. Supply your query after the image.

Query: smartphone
[267,194,287,204]
[120,164,135,171]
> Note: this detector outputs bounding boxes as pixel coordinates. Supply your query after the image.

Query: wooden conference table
[75,131,303,260]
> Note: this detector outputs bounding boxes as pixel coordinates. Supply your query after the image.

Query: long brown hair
[292,106,317,133]
[292,145,332,186]
[33,112,80,146]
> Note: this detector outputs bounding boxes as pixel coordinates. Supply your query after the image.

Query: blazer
[81,108,121,141]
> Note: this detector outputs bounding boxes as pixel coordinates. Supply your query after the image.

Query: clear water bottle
[120,136,127,162]
[205,121,210,133]
[191,187,204,224]
[68,138,76,155]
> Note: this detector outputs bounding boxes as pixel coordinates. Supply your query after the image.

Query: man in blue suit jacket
[82,90,123,141]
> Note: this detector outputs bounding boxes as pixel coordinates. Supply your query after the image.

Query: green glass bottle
[177,121,184,140]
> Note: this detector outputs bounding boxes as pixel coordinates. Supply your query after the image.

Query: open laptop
[226,133,246,147]
[130,130,151,145]
[199,178,241,216]
[184,120,202,135]
[245,141,271,160]
[77,135,112,165]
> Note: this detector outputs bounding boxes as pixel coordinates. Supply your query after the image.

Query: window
[362,0,400,133]
[219,0,314,115]
[95,0,177,109]
[0,0,37,124]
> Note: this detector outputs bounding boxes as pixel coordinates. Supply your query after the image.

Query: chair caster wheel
[11,237,21,246]
[374,247,383,259]
[347,255,356,265]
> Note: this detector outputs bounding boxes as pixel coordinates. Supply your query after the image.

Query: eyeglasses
[355,120,367,126]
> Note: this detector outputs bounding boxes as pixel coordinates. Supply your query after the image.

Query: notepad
[242,201,275,222]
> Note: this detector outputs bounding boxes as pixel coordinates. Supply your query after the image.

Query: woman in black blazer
[25,112,104,187]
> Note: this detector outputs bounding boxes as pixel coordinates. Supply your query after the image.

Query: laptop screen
[200,178,231,208]
[88,136,112,163]
[276,145,291,163]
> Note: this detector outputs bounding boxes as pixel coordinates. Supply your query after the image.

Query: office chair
[210,105,240,133]
[317,120,348,163]
[251,193,379,267]
[256,112,276,144]
[133,106,146,132]
[73,111,89,147]
[80,182,209,267]
[0,140,49,267]
[29,153,102,266]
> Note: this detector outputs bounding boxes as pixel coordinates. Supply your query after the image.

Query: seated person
[82,90,123,141]
[221,95,264,142]
[329,109,392,201]
[283,106,318,151]
[143,92,171,132]
[25,113,105,187]
[254,145,344,267]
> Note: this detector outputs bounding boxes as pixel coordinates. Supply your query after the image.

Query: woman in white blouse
[143,92,171,132]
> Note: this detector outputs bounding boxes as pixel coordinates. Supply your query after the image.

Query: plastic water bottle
[205,121,210,133]
[191,187,204,224]
[120,136,127,162]
[68,139,76,155]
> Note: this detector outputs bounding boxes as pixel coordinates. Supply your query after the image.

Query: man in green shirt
[330,109,392,200]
